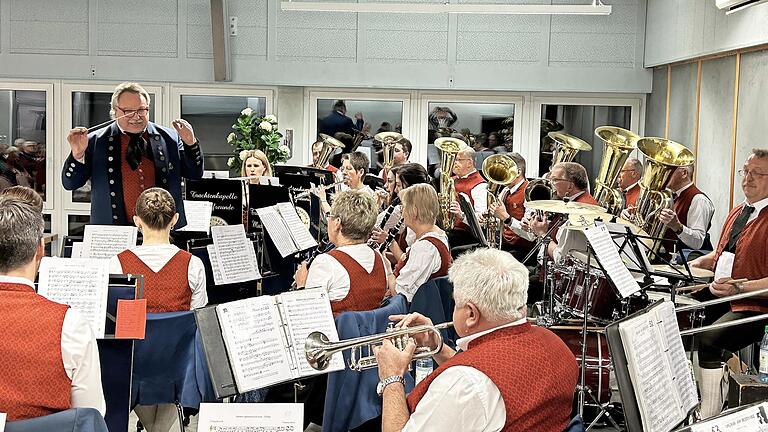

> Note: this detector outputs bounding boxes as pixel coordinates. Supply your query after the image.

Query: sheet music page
[178,200,213,234]
[82,225,137,259]
[656,301,699,413]
[206,245,225,286]
[619,313,683,432]
[691,401,768,432]
[216,297,294,392]
[70,242,83,258]
[280,288,344,377]
[256,206,299,258]
[198,403,303,432]
[276,202,318,252]
[0,412,6,431]
[38,257,110,339]
[211,225,261,284]
[584,224,641,297]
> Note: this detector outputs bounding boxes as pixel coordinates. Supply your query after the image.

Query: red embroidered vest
[452,171,486,232]
[502,180,534,247]
[0,283,72,421]
[327,249,387,315]
[407,323,578,431]
[393,236,452,280]
[120,133,156,221]
[713,205,768,313]
[624,183,640,209]
[662,184,711,253]
[117,249,193,312]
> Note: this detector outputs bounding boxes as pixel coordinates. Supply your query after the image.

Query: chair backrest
[409,276,457,349]
[5,407,108,432]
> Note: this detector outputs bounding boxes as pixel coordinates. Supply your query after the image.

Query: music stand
[246,184,291,233]
[458,193,488,247]
[273,165,336,189]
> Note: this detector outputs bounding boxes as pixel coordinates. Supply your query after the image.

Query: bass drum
[552,328,612,404]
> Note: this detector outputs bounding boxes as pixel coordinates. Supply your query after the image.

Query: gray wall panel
[734,50,768,206]
[667,62,697,148]
[9,0,88,55]
[644,66,666,138]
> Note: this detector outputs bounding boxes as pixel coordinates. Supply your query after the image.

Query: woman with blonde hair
[240,149,272,183]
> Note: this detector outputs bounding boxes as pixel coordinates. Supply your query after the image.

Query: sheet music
[211,225,261,284]
[276,202,318,252]
[217,297,294,392]
[691,401,768,432]
[280,288,344,377]
[198,403,303,432]
[178,200,214,234]
[206,245,225,286]
[82,225,137,259]
[656,301,698,413]
[0,412,6,431]
[584,224,641,298]
[70,242,83,258]
[259,176,281,186]
[257,206,299,258]
[38,257,110,339]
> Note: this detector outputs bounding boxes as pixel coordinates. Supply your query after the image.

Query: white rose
[259,121,273,131]
[279,144,290,154]
[227,157,235,167]
[239,150,249,161]
[265,114,277,123]
[241,107,254,116]
[227,132,236,143]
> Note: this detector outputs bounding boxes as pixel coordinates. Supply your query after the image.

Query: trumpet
[293,180,345,200]
[305,321,453,371]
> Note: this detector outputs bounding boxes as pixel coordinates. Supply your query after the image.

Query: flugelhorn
[375,131,403,170]
[482,154,518,249]
[314,134,345,169]
[435,137,468,230]
[293,180,345,200]
[593,126,639,215]
[305,322,453,371]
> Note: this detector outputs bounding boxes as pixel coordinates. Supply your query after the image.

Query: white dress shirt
[673,183,715,250]
[402,319,527,432]
[305,243,391,301]
[109,244,208,309]
[744,196,768,224]
[340,183,375,197]
[0,275,106,416]
[394,231,449,301]
[460,171,489,215]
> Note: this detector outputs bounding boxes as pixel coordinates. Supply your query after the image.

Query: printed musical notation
[198,403,302,432]
[178,200,214,234]
[211,225,260,285]
[82,225,137,259]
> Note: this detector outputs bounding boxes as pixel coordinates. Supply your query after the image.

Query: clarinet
[291,240,335,290]
[379,217,405,253]
[368,197,401,249]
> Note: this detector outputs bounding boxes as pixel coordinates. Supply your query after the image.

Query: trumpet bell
[305,331,333,371]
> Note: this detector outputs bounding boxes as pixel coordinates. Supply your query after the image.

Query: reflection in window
[67,214,90,237]
[181,95,266,172]
[70,92,157,203]
[538,105,632,179]
[0,90,47,200]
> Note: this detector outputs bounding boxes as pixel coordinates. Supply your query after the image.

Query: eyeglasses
[117,106,150,117]
[550,177,572,184]
[738,169,768,179]
[455,158,472,162]
[619,169,636,174]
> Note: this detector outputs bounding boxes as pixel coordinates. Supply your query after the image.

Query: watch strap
[378,375,404,396]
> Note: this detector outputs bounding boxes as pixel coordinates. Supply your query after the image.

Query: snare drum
[552,328,612,404]
[645,291,704,331]
[561,259,622,324]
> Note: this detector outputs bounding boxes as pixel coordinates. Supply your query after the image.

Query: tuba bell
[524,132,592,204]
[434,137,468,230]
[593,126,639,215]
[314,134,345,169]
[374,131,403,170]
[482,155,518,249]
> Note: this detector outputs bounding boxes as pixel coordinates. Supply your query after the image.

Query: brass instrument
[481,155,518,249]
[630,137,694,256]
[305,322,453,371]
[374,131,403,170]
[293,180,345,200]
[314,134,345,169]
[674,286,768,336]
[434,137,468,230]
[524,132,592,205]
[593,126,640,215]
[525,178,553,202]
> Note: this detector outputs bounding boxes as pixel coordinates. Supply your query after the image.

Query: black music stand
[194,306,239,399]
[458,193,488,248]
[246,184,291,233]
[186,178,245,226]
[274,165,335,189]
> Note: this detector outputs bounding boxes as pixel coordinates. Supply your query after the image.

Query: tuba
[314,134,345,169]
[482,155,518,248]
[434,137,468,230]
[374,131,403,170]
[523,132,591,203]
[593,126,639,215]
[631,137,694,256]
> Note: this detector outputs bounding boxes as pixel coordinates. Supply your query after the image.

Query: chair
[5,408,108,432]
[322,295,415,432]
[409,276,457,349]
[131,311,215,432]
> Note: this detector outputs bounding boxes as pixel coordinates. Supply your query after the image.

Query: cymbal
[651,264,714,280]
[525,200,606,215]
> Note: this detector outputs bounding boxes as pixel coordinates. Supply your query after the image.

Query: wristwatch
[503,216,513,226]
[377,375,405,397]
[736,282,745,294]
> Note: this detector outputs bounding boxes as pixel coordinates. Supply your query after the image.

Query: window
[0,90,48,200]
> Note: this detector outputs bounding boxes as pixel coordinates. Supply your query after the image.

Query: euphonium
[375,131,403,170]
[631,137,694,256]
[482,155,518,249]
[434,137,468,230]
[313,134,345,169]
[593,126,639,215]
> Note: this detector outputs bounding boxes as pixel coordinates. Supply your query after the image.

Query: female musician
[388,184,451,301]
[240,149,272,183]
[109,188,207,312]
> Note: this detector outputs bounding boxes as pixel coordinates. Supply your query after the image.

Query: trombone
[674,285,768,337]
[305,321,453,371]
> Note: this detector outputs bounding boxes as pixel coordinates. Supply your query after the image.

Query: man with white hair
[448,145,488,248]
[658,163,714,255]
[375,248,578,431]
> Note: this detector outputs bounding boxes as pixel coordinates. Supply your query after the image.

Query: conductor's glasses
[117,106,150,117]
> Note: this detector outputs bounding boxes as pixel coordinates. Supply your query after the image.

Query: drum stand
[522,218,566,327]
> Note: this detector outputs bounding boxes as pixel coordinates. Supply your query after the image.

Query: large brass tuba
[482,155,518,248]
[631,137,694,255]
[593,126,639,215]
[524,132,592,203]
[435,137,468,230]
[314,134,345,169]
[374,131,403,170]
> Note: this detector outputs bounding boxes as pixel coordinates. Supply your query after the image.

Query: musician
[487,153,535,259]
[294,189,391,315]
[374,249,578,431]
[658,163,715,252]
[0,185,43,211]
[448,146,488,248]
[314,151,374,215]
[690,148,768,419]
[0,197,105,420]
[240,149,273,183]
[389,184,451,301]
[616,157,643,208]
[319,100,364,138]
[377,138,412,178]
[63,82,204,228]
[109,188,207,313]
[311,139,338,173]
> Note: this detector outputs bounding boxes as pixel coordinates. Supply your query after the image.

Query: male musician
[690,148,768,419]
[374,248,578,431]
[0,197,105,420]
[63,82,204,228]
[659,164,715,252]
[487,153,535,259]
[319,100,363,137]
[448,146,488,248]
[617,157,643,208]
[377,138,411,178]
[294,190,391,315]
[311,139,338,173]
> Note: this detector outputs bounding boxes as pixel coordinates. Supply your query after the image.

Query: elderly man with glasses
[447,146,488,248]
[62,82,204,228]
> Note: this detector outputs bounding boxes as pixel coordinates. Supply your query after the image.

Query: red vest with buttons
[117,249,193,312]
[120,133,156,221]
[393,236,452,280]
[624,183,641,209]
[327,249,387,316]
[0,283,72,421]
[501,180,535,248]
[407,322,578,431]
[452,171,486,232]
[662,184,711,253]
